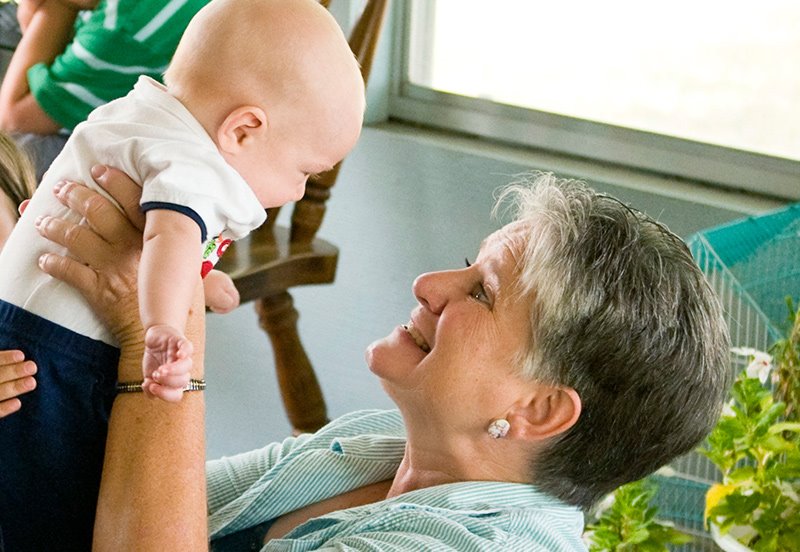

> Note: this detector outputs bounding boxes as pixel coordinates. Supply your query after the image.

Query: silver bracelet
[115,379,206,393]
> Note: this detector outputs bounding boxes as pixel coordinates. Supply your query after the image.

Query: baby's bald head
[165,0,365,208]
[166,0,365,133]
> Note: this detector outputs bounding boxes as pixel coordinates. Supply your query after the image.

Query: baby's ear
[217,106,268,153]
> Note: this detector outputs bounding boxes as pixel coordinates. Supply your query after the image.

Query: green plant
[699,304,800,551]
[584,478,692,551]
[773,300,800,424]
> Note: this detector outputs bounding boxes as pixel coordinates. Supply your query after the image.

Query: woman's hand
[36,166,146,363]
[0,351,36,418]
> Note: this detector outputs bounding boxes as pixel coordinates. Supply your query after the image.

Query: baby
[0,0,364,394]
[0,0,363,547]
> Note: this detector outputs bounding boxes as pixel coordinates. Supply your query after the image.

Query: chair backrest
[263,0,389,244]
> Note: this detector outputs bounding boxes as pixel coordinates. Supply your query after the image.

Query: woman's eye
[471,284,489,303]
[465,258,489,303]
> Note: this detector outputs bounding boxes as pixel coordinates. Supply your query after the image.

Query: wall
[330,0,394,124]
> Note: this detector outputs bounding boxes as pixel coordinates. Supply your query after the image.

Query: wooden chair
[217,0,389,435]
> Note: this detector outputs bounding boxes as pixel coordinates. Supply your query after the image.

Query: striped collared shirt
[207,410,587,551]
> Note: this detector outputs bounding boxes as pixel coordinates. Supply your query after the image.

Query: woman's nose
[412,270,456,315]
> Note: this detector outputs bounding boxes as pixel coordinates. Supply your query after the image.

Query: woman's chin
[365,326,426,379]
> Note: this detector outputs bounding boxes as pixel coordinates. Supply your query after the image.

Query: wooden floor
[204,122,786,460]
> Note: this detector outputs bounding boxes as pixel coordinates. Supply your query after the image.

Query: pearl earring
[487,418,510,439]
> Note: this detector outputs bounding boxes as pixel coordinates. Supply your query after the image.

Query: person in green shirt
[0,0,210,178]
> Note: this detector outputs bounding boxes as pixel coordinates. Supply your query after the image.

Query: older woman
[12,166,729,550]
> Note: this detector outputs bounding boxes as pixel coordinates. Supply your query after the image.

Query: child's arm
[140,209,201,401]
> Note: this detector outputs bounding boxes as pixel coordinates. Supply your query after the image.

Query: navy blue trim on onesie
[141,201,208,242]
[0,299,119,552]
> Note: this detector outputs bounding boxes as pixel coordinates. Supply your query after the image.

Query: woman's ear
[507,385,581,441]
[217,106,268,154]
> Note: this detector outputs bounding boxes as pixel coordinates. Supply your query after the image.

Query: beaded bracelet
[115,379,206,393]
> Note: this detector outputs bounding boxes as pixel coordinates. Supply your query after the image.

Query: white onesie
[0,76,266,345]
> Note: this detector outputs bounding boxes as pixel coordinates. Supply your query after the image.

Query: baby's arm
[140,209,201,401]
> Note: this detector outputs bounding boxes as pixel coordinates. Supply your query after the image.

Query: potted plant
[700,304,800,552]
[583,477,693,551]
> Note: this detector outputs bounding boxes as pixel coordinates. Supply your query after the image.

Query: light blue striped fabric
[207,410,587,551]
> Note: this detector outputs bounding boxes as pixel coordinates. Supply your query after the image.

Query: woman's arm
[37,167,208,550]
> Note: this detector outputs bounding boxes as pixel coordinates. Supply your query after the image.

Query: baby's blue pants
[0,299,118,551]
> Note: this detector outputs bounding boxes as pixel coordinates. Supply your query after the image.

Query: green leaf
[769,422,800,434]
[727,466,756,483]
[626,527,650,544]
[760,434,798,454]
[648,525,694,545]
[585,478,692,551]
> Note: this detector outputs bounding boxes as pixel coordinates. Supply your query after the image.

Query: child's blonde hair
[0,132,37,217]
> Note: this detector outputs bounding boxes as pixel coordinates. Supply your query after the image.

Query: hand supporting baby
[36,168,200,401]
[2,167,233,412]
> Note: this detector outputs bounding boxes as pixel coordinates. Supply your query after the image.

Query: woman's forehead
[479,221,531,261]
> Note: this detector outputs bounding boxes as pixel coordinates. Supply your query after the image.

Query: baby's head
[165,0,365,208]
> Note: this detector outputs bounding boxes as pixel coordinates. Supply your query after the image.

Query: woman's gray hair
[495,172,730,511]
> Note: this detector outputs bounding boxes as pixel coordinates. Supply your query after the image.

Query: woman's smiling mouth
[402,321,431,353]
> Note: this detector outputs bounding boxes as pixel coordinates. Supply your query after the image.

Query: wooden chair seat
[217,0,388,435]
[221,224,337,303]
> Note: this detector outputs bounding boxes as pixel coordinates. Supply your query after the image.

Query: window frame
[387,0,800,200]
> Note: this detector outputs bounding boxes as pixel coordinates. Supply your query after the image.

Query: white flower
[721,400,736,418]
[745,351,773,384]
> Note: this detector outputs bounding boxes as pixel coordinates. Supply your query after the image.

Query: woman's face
[366,222,536,435]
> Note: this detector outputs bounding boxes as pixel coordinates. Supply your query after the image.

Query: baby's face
[234,100,363,209]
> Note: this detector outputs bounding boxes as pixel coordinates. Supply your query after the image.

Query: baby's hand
[204,269,240,314]
[143,325,193,402]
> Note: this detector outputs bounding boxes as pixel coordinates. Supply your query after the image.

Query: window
[391,0,800,199]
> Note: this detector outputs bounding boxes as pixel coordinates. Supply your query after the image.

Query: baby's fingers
[171,336,193,360]
[143,380,185,403]
[151,354,192,397]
